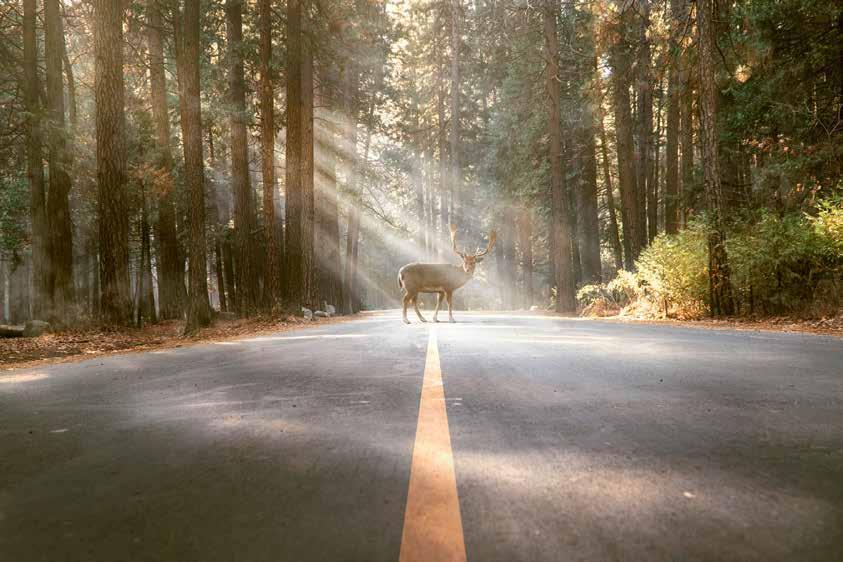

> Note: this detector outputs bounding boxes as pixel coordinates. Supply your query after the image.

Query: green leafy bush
[579,203,842,319]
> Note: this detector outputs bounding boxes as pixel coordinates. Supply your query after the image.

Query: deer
[398,224,497,324]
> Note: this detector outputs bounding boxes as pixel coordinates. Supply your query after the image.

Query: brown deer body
[398,225,496,323]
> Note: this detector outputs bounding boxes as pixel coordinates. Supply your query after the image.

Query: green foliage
[583,205,843,318]
[0,174,29,262]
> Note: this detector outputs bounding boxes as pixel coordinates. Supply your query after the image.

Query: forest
[0,0,841,334]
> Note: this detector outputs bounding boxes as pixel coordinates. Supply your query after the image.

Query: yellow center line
[399,327,467,562]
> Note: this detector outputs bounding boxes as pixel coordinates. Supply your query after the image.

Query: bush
[580,202,843,319]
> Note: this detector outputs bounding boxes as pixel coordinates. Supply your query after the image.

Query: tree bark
[180,0,212,332]
[45,0,74,322]
[609,3,642,269]
[22,0,51,321]
[95,0,132,325]
[665,0,682,235]
[301,24,316,308]
[599,107,624,272]
[285,0,305,305]
[544,1,576,314]
[697,0,734,316]
[147,0,185,319]
[259,0,280,311]
[577,103,602,284]
[226,0,258,315]
[341,63,359,315]
[635,0,654,246]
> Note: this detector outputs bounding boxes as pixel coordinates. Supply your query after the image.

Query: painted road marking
[399,327,467,562]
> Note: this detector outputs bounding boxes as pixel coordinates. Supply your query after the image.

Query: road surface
[1,311,841,561]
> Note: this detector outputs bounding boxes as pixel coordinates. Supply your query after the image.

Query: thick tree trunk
[599,109,624,272]
[138,187,157,324]
[609,11,641,270]
[94,0,132,325]
[301,29,316,308]
[45,0,74,323]
[665,0,682,235]
[147,0,185,319]
[544,1,576,314]
[227,0,258,315]
[680,32,694,228]
[577,105,602,284]
[285,0,307,306]
[258,0,280,311]
[180,0,212,333]
[635,0,654,246]
[23,0,51,321]
[697,0,734,316]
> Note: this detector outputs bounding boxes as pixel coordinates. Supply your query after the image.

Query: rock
[530,305,540,311]
[325,304,336,316]
[23,320,51,337]
[314,310,329,318]
[301,307,314,321]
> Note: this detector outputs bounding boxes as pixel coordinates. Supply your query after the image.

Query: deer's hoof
[448,318,456,323]
[433,318,440,323]
[402,318,410,324]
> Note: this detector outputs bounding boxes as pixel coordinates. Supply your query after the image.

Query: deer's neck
[450,265,473,289]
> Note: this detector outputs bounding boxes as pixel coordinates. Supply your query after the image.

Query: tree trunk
[436,30,449,258]
[635,0,654,246]
[226,0,257,315]
[665,0,682,234]
[577,105,602,284]
[599,107,624,272]
[148,0,185,319]
[23,0,51,321]
[301,25,316,308]
[609,5,642,269]
[180,0,212,333]
[258,0,280,311]
[95,0,132,325]
[544,1,576,314]
[285,0,306,306]
[45,0,74,323]
[697,0,734,316]
[680,26,694,229]
[449,0,461,224]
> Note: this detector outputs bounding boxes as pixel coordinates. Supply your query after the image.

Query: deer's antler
[475,230,497,257]
[449,224,465,258]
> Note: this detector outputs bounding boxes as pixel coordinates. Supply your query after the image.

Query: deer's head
[450,224,498,275]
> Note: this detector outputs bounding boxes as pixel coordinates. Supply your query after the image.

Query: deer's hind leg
[433,291,445,322]
[413,294,428,323]
[402,292,412,324]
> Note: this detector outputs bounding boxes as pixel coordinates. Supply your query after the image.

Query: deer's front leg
[446,291,456,323]
[433,292,444,322]
[402,293,411,324]
[413,296,428,322]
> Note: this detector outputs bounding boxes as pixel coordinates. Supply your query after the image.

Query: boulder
[301,307,314,321]
[325,304,337,316]
[23,320,51,337]
[314,310,329,318]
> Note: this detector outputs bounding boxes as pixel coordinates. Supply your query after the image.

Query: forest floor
[0,314,353,371]
[593,312,843,338]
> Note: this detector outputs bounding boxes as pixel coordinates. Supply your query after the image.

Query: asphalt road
[1,311,841,562]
